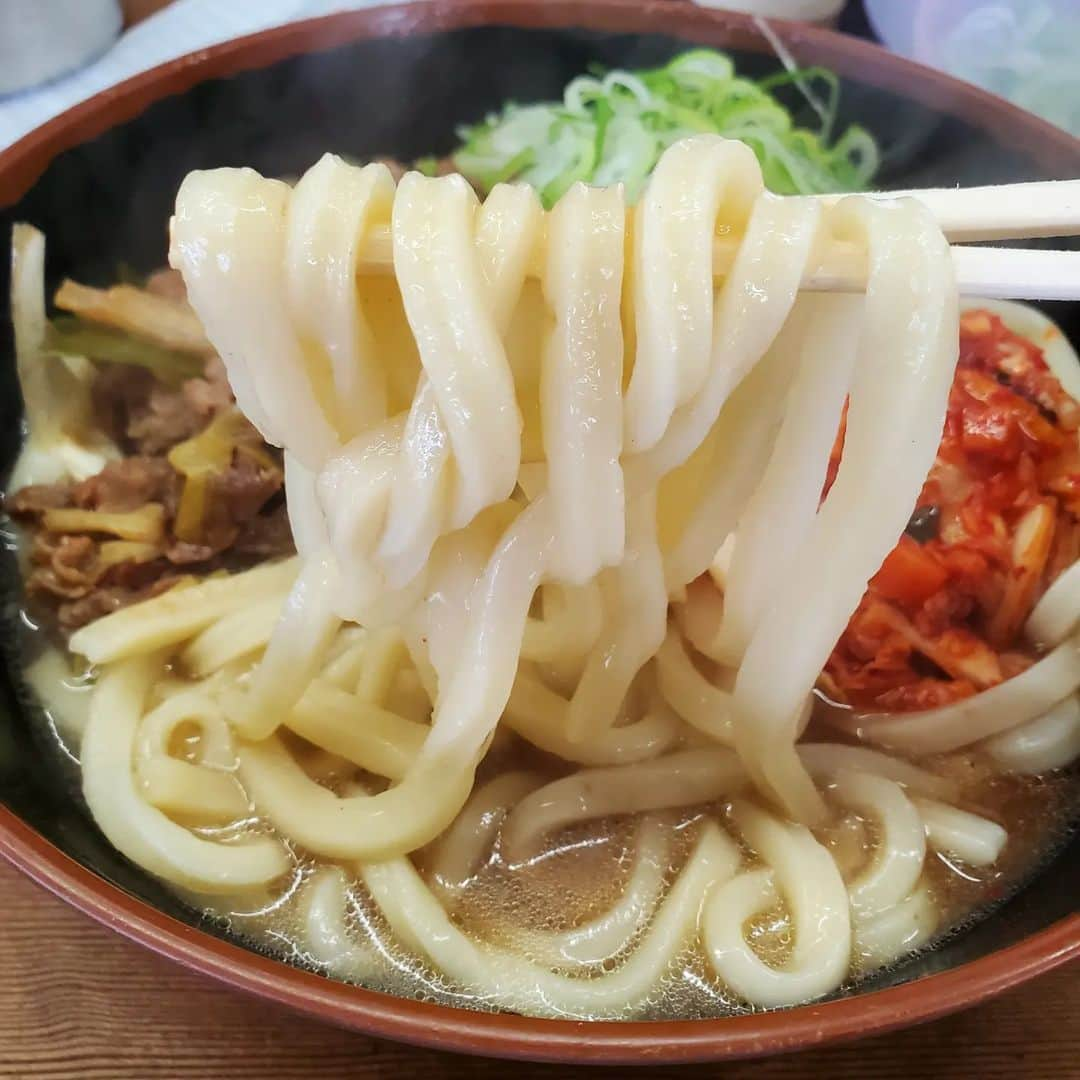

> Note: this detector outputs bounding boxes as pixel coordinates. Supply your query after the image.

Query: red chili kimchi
[822,309,1080,713]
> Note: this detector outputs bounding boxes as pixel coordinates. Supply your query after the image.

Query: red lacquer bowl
[0,1,1077,1064]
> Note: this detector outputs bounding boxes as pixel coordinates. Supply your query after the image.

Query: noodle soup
[17,628,1080,1019]
[5,51,1080,1021]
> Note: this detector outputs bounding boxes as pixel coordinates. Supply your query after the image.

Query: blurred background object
[689,0,845,20]
[3,1,1080,153]
[0,0,122,96]
[0,0,397,151]
[865,0,1080,136]
[120,0,177,22]
[690,0,845,20]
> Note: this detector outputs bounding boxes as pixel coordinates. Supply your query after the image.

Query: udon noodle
[12,134,1080,1018]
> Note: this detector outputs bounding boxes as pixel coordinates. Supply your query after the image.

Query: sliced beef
[72,455,178,513]
[125,383,206,454]
[57,588,126,628]
[9,351,294,635]
[375,157,408,182]
[8,482,73,515]
[27,533,99,601]
[183,355,232,418]
[233,502,294,559]
[211,455,281,522]
[377,157,465,184]
[92,363,158,446]
[90,353,234,456]
[127,355,236,455]
[8,456,177,520]
[57,574,184,631]
[144,268,188,303]
[171,454,283,559]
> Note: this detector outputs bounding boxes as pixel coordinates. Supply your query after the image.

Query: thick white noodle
[991,524,1080,771]
[1026,560,1080,649]
[504,670,682,766]
[179,595,284,678]
[286,680,427,781]
[843,633,1080,753]
[359,823,741,1019]
[798,743,960,801]
[319,628,373,690]
[541,181,626,584]
[659,317,791,592]
[655,625,734,745]
[659,194,823,589]
[675,575,727,661]
[426,771,543,902]
[69,559,298,663]
[390,173,520,539]
[910,797,1007,867]
[623,135,765,462]
[500,748,746,862]
[418,498,554,762]
[285,155,394,438]
[565,492,667,742]
[316,417,411,619]
[302,867,379,979]
[169,169,336,467]
[984,695,1080,774]
[516,818,670,969]
[656,626,820,749]
[402,510,497,693]
[702,800,851,1007]
[734,196,958,826]
[520,583,604,665]
[855,886,938,968]
[354,628,408,703]
[81,657,290,891]
[229,549,343,740]
[376,182,540,588]
[236,733,473,861]
[713,294,860,665]
[827,772,926,921]
[134,689,248,823]
[284,452,331,558]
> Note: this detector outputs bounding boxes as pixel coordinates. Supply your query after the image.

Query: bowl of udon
[0,0,1078,1064]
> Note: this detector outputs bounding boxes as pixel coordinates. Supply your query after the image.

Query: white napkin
[0,0,402,152]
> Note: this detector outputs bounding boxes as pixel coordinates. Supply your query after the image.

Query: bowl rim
[2,802,1078,1064]
[5,0,1080,202]
[0,0,1078,1064]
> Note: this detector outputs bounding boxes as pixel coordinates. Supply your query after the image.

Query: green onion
[45,317,204,385]
[452,49,879,207]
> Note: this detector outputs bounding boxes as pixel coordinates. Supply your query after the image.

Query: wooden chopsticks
[345,178,1080,303]
[803,246,1080,302]
[828,180,1080,243]
[816,179,1080,302]
[817,180,1080,301]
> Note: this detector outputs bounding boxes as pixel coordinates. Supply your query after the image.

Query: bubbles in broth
[18,645,1080,1020]
[5,67,1080,1020]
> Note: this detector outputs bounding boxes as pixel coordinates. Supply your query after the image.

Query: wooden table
[3,4,1076,1072]
[0,860,1075,1079]
[2,0,1077,1072]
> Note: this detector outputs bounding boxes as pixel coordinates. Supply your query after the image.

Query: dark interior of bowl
[0,22,1077,1007]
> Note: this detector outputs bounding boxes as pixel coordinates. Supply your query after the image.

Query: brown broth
[20,642,1080,1020]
